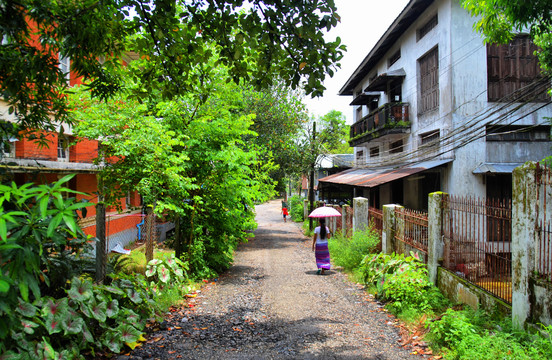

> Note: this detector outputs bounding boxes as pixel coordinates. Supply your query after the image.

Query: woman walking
[312,218,331,275]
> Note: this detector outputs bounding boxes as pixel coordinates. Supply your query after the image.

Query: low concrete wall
[529,277,552,326]
[437,267,511,315]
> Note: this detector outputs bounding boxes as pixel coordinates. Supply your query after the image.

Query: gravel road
[126,200,421,359]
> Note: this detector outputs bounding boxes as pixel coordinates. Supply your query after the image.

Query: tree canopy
[0,0,345,140]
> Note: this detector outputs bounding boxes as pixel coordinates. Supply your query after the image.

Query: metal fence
[442,196,512,304]
[394,207,429,262]
[536,163,552,283]
[368,206,383,237]
[369,206,383,252]
[344,206,353,237]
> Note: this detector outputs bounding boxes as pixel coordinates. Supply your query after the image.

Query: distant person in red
[281,207,289,222]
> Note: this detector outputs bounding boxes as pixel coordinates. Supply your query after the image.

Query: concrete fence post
[353,197,369,235]
[342,204,350,235]
[428,192,447,285]
[304,199,309,221]
[512,162,539,330]
[382,204,402,254]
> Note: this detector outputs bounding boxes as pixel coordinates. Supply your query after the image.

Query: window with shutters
[370,146,379,158]
[356,150,365,165]
[418,47,439,115]
[487,35,548,102]
[390,140,403,154]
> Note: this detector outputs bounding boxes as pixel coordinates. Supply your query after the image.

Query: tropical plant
[0,175,92,341]
[360,252,447,312]
[145,253,191,296]
[1,275,158,358]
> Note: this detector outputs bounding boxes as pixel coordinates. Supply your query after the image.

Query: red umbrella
[308,206,342,218]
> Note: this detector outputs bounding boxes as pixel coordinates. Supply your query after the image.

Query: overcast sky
[303,0,410,124]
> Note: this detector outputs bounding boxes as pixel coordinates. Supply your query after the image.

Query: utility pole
[309,121,316,231]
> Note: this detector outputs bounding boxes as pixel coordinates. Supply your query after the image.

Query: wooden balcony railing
[349,103,410,146]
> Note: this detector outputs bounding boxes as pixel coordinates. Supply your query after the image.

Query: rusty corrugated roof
[318,159,452,188]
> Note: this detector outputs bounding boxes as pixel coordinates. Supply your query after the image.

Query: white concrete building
[318,0,551,210]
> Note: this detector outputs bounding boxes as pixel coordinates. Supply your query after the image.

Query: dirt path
[127,200,420,359]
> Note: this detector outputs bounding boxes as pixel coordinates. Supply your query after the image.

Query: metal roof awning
[318,159,452,188]
[364,68,406,92]
[472,163,523,174]
[349,92,381,106]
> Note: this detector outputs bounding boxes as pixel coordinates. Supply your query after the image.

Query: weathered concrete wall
[437,267,511,315]
[512,162,539,329]
[428,192,446,284]
[353,197,369,234]
[529,278,552,326]
[382,204,402,254]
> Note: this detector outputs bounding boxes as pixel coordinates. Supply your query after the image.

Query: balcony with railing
[349,102,410,147]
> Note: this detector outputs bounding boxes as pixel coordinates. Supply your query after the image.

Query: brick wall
[71,138,98,163]
[16,133,57,160]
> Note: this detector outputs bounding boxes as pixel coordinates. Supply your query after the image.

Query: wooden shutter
[418,47,439,114]
[487,35,548,102]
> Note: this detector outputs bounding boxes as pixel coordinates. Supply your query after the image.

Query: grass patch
[329,226,380,273]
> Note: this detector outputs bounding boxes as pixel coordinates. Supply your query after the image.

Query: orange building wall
[16,133,57,160]
[70,138,98,163]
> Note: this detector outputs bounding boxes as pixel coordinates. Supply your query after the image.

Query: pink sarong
[315,240,331,270]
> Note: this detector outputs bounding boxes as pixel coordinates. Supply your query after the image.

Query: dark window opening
[390,140,404,154]
[356,150,364,164]
[486,125,551,141]
[370,146,380,157]
[388,49,401,68]
[417,14,438,41]
[420,129,440,145]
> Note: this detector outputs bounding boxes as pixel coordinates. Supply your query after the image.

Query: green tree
[0,0,345,141]
[241,83,309,193]
[69,70,276,276]
[317,110,351,154]
[462,0,552,73]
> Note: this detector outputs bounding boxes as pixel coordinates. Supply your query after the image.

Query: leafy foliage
[360,252,447,313]
[0,176,94,340]
[428,308,552,359]
[328,226,380,272]
[288,195,305,222]
[316,110,351,154]
[0,0,345,141]
[1,275,158,358]
[146,253,191,296]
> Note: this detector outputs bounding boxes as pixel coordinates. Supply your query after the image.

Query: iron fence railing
[442,196,512,304]
[394,207,428,262]
[368,206,383,237]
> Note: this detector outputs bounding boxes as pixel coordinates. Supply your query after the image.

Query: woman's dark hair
[319,218,327,239]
